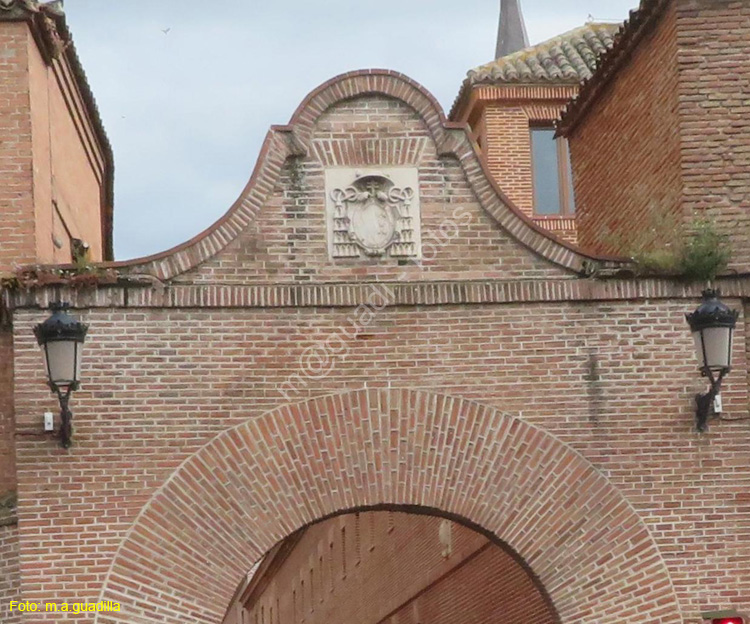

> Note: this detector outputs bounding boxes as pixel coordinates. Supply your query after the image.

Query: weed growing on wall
[606,207,731,281]
[678,217,731,281]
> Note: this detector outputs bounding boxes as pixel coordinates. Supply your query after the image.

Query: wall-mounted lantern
[33,303,88,448]
[686,289,738,432]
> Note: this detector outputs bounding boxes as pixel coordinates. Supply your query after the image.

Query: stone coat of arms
[329,171,419,258]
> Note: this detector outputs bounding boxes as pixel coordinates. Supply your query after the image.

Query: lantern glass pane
[75,342,83,381]
[44,340,79,387]
[696,326,733,371]
[692,331,706,369]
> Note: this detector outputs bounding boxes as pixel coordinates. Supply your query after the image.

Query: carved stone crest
[326,169,421,259]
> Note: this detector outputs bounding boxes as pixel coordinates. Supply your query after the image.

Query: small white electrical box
[713,393,723,414]
[44,412,54,432]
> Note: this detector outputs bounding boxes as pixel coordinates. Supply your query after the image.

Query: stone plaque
[325,168,421,259]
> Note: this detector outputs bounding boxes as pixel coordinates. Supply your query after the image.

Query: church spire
[496,0,530,58]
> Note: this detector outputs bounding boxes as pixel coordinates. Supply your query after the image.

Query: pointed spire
[496,0,530,59]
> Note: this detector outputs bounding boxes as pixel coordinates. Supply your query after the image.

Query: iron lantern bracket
[50,383,75,449]
[696,366,728,433]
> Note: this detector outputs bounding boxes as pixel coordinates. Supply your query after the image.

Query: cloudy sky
[63,0,637,260]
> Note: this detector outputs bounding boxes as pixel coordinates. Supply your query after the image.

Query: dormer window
[530,126,575,216]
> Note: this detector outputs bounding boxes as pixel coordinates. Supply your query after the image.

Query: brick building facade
[1,1,750,624]
[560,0,750,273]
[451,21,619,244]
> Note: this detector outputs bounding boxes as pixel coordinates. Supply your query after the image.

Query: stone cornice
[5,277,748,311]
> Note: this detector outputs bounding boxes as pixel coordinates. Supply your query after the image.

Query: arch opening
[223,505,561,624]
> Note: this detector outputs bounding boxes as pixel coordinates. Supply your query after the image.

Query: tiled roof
[467,23,621,86]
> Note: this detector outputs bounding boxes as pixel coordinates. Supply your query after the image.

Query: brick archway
[97,389,680,624]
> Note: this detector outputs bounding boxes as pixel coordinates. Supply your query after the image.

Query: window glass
[531,128,561,215]
[563,139,576,214]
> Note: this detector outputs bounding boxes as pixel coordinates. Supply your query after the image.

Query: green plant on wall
[678,217,731,281]
[626,205,682,276]
[633,214,730,281]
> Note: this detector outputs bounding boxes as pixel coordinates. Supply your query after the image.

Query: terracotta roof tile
[467,22,621,86]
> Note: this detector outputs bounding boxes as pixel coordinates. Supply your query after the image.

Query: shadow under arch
[96,388,681,624]
[223,501,564,624]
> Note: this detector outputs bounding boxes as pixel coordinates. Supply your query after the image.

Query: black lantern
[686,289,738,432]
[33,303,88,448]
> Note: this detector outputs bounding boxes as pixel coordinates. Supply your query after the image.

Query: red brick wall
[5,74,750,624]
[0,23,35,270]
[454,86,580,213]
[0,522,20,624]
[484,103,534,213]
[675,0,750,270]
[387,544,556,624]
[176,96,569,286]
[0,19,107,271]
[482,99,579,244]
[569,2,682,256]
[27,33,108,264]
[8,293,748,623]
[236,512,556,624]
[0,329,15,496]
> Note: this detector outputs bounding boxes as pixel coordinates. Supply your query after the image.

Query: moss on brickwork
[1,263,119,291]
[0,491,17,527]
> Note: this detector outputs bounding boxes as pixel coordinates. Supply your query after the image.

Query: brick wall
[0,17,108,271]
[8,294,749,623]
[568,1,682,256]
[175,96,569,286]
[569,0,750,269]
[0,522,20,624]
[0,329,15,496]
[675,0,750,270]
[4,73,750,624]
[27,28,108,264]
[484,103,534,213]
[0,23,35,270]
[234,511,556,624]
[482,99,578,244]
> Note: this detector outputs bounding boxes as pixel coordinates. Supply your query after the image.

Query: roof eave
[52,13,116,261]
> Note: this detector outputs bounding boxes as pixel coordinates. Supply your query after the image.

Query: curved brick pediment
[96,389,680,624]
[108,70,621,284]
